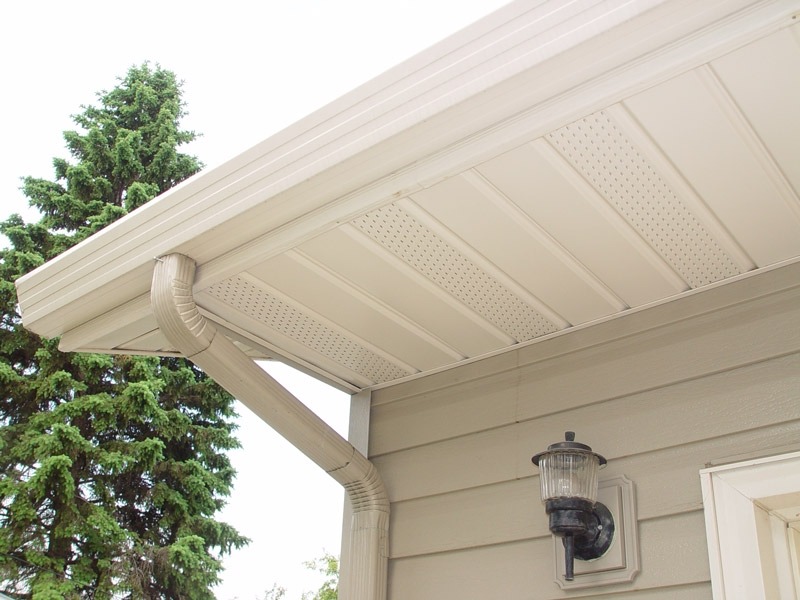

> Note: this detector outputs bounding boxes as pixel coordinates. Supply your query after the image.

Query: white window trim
[700,451,800,600]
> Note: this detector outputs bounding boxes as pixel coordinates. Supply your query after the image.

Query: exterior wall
[368,266,800,599]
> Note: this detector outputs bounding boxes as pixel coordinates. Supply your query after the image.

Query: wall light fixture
[532,431,615,581]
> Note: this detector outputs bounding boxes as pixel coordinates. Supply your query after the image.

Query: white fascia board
[17,0,795,340]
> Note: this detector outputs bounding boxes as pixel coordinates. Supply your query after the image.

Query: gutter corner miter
[151,253,389,600]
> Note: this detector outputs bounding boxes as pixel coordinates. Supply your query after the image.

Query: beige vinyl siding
[369,268,800,599]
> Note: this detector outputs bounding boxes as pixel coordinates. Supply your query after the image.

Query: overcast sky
[0,1,509,597]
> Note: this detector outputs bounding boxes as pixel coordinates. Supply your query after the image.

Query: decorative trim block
[554,475,640,589]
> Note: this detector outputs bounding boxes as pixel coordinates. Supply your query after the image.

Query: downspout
[151,253,388,600]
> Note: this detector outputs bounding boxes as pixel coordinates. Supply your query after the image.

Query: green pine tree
[0,63,248,599]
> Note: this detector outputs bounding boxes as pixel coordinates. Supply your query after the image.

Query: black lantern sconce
[531,432,615,581]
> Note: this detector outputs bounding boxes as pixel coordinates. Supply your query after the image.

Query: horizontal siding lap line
[382,429,744,505]
[377,413,800,503]
[385,472,701,512]
[578,581,711,600]
[546,581,712,600]
[388,508,706,561]
[369,349,800,459]
[387,510,710,598]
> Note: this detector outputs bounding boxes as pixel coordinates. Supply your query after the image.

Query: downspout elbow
[329,448,389,512]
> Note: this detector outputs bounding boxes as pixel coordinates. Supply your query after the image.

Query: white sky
[0,1,509,598]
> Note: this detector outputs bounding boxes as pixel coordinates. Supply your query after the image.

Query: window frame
[700,451,800,600]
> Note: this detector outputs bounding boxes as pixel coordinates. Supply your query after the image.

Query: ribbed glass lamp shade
[531,432,606,503]
[537,451,600,502]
